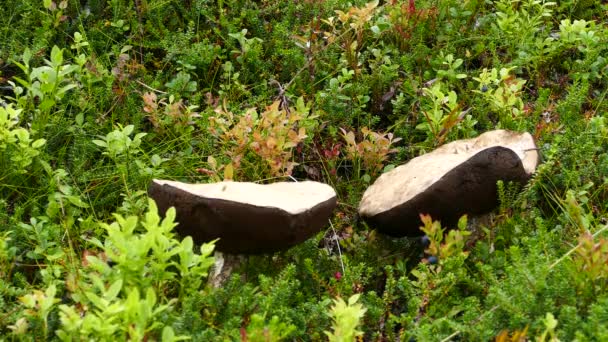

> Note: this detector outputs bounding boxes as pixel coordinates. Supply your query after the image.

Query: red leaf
[408,0,416,14]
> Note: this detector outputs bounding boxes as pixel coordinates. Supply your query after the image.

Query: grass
[1,0,608,340]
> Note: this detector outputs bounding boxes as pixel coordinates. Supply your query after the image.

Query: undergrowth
[1,0,608,340]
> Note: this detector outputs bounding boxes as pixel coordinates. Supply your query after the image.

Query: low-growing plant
[537,312,559,342]
[558,19,600,51]
[0,104,47,176]
[14,284,59,339]
[383,0,438,51]
[325,1,379,76]
[4,0,608,340]
[10,46,78,129]
[10,199,216,340]
[340,126,401,181]
[316,68,373,128]
[0,230,17,279]
[415,81,475,145]
[473,67,527,128]
[497,180,523,216]
[493,0,556,54]
[572,231,608,300]
[494,326,529,342]
[92,124,166,212]
[419,214,471,262]
[244,314,297,342]
[165,70,198,98]
[325,294,367,342]
[209,97,317,179]
[434,52,468,83]
[142,92,199,135]
[217,61,250,103]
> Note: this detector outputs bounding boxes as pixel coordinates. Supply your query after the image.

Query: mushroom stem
[208,251,246,288]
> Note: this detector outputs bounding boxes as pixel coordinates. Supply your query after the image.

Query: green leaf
[224,163,234,180]
[73,31,83,43]
[151,154,162,167]
[145,287,157,308]
[85,291,105,309]
[105,279,123,301]
[162,327,176,342]
[545,312,558,330]
[457,215,468,230]
[46,247,65,260]
[75,113,84,126]
[123,124,134,136]
[383,164,395,173]
[106,302,125,315]
[50,46,63,66]
[57,84,77,96]
[200,240,216,257]
[181,236,193,253]
[348,293,361,306]
[19,293,36,308]
[134,132,147,141]
[92,139,107,147]
[39,98,56,112]
[32,139,47,149]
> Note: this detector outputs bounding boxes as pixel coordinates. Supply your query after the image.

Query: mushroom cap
[148,180,337,254]
[358,130,539,237]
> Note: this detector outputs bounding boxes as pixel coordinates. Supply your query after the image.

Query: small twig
[337,201,358,209]
[135,79,168,95]
[270,79,290,113]
[99,97,120,121]
[440,330,463,342]
[253,175,299,183]
[329,219,346,276]
[441,304,499,341]
[549,224,608,269]
[593,86,608,115]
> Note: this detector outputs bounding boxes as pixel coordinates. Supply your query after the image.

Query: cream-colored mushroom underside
[153,179,336,215]
[359,130,539,216]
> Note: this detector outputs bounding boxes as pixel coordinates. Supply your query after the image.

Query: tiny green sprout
[325,294,367,342]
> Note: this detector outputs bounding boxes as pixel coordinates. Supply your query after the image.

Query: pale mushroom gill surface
[153,180,336,215]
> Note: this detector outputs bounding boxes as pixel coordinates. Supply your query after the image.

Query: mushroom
[148,179,337,254]
[358,130,539,236]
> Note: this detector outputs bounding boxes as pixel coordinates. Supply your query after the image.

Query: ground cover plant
[1,0,608,340]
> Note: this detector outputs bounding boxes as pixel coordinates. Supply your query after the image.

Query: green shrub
[2,0,608,340]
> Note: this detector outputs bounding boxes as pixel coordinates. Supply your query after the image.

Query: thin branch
[329,218,346,276]
[549,224,608,269]
[135,79,168,94]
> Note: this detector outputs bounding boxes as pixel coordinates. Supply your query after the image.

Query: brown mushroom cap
[358,130,539,237]
[148,180,337,254]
